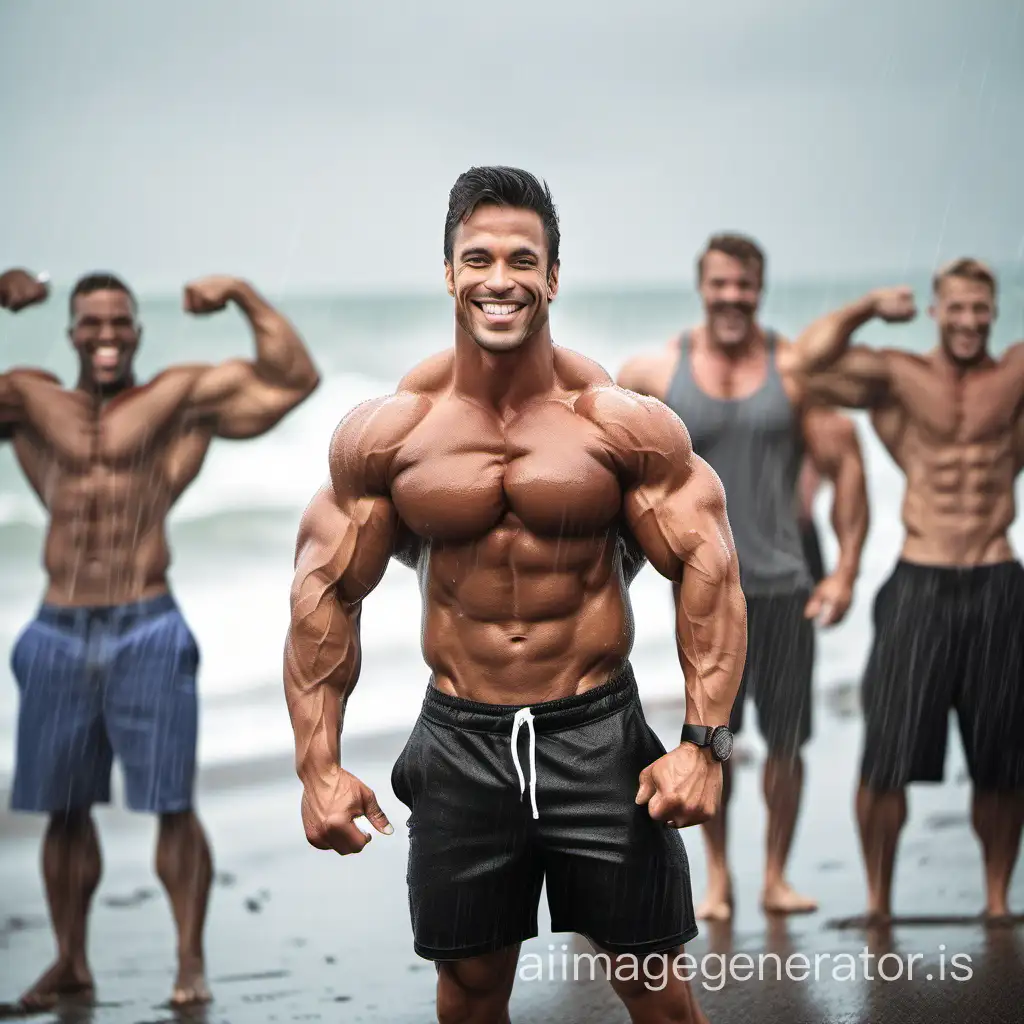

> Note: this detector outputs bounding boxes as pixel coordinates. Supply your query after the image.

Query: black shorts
[391,663,697,961]
[729,590,815,756]
[860,561,1024,791]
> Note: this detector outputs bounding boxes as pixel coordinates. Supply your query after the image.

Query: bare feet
[761,880,818,916]
[171,956,212,1007]
[18,959,94,1012]
[696,886,733,922]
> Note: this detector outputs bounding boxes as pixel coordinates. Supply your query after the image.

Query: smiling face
[698,250,762,348]
[68,288,140,391]
[445,204,559,353]
[930,275,996,367]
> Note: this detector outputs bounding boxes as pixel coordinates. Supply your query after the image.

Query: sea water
[1,271,1022,779]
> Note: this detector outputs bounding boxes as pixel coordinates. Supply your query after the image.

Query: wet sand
[1,690,1022,1023]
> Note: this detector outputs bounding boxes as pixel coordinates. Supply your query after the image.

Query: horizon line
[32,260,1023,303]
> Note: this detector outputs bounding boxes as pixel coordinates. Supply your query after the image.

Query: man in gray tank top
[617,233,878,921]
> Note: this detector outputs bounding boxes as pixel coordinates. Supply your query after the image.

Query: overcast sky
[2,1,1021,294]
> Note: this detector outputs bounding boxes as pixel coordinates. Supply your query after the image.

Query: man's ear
[547,260,560,301]
[445,261,455,297]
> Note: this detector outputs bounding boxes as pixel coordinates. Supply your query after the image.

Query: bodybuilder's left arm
[590,388,747,827]
[801,408,869,625]
[184,276,320,437]
[614,395,746,731]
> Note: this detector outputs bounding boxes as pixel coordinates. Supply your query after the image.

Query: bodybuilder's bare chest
[388,405,623,541]
[897,373,1020,445]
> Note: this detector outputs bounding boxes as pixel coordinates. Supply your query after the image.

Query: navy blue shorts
[10,593,200,815]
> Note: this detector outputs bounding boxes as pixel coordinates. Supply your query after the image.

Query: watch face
[711,727,734,762]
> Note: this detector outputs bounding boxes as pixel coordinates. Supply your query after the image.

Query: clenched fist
[183,276,244,315]
[870,285,916,324]
[635,742,722,829]
[301,768,394,855]
[804,570,854,627]
[0,268,49,312]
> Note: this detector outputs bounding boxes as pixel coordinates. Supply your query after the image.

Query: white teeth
[481,303,518,315]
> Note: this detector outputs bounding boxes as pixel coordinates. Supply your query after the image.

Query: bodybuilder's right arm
[1,268,51,439]
[284,394,427,854]
[783,286,917,408]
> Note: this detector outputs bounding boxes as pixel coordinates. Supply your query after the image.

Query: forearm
[675,548,747,730]
[828,458,868,583]
[230,280,319,389]
[796,293,878,373]
[283,585,362,787]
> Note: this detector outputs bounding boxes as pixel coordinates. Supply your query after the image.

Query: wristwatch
[680,724,734,762]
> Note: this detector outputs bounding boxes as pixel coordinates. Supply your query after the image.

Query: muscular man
[284,167,747,1024]
[796,257,1024,923]
[1,269,319,1009]
[616,234,874,920]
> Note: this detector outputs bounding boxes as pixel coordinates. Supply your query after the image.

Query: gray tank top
[664,330,811,596]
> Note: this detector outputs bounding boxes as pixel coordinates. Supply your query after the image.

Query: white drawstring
[511,707,539,819]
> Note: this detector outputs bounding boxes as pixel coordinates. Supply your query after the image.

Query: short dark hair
[932,257,997,299]
[444,166,560,268]
[69,272,136,320]
[697,233,766,287]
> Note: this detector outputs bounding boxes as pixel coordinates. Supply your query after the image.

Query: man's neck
[933,345,993,379]
[453,327,555,417]
[697,322,764,362]
[75,376,136,407]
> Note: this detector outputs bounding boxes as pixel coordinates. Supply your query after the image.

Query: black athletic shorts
[728,589,815,756]
[391,662,697,961]
[860,560,1024,791]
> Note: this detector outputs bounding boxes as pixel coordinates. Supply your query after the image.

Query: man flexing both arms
[796,257,1024,923]
[1,268,319,1009]
[284,167,746,1024]
[616,234,877,920]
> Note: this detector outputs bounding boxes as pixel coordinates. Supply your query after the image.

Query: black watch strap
[680,724,713,747]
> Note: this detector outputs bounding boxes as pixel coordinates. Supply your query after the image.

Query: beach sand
[1,691,1022,1024]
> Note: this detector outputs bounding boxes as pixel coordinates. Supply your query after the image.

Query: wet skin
[284,206,748,1023]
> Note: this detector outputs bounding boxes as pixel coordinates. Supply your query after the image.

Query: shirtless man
[616,234,877,921]
[0,268,319,1009]
[284,166,747,1024]
[795,257,1024,923]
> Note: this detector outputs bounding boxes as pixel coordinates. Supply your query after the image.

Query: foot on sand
[171,958,212,1007]
[18,958,94,1012]
[761,881,818,916]
[696,889,733,922]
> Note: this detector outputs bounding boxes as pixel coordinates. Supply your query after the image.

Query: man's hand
[300,768,394,855]
[804,570,854,627]
[183,275,243,315]
[635,742,723,828]
[0,269,49,312]
[869,285,916,323]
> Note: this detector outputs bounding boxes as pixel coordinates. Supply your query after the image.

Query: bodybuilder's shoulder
[327,391,435,495]
[552,345,614,390]
[614,349,676,396]
[1001,341,1024,372]
[397,349,454,395]
[5,367,64,390]
[573,383,694,466]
